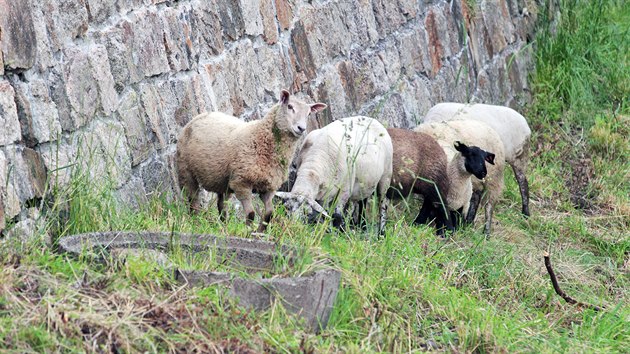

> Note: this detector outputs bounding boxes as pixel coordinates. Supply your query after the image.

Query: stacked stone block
[0,0,538,234]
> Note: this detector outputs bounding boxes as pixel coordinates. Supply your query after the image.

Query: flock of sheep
[176,90,531,237]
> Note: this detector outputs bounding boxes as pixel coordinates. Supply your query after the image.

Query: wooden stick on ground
[543,252,604,312]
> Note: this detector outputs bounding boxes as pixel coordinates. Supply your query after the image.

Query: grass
[533,0,629,126]
[1,0,629,352]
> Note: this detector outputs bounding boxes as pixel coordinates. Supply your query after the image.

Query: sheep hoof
[332,213,346,232]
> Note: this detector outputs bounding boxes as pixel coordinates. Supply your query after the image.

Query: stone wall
[0,0,538,233]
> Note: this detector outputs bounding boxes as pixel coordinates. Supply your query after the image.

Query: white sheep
[415,120,504,235]
[278,116,393,235]
[423,103,531,217]
[176,90,327,232]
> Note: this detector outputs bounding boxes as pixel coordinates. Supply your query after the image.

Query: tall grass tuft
[533,0,629,126]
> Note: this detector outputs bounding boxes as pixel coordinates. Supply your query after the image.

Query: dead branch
[543,252,604,312]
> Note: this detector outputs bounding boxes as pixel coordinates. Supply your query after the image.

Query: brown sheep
[176,90,327,232]
[386,128,453,235]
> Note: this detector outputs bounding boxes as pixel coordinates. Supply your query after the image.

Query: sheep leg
[345,202,358,226]
[428,204,452,237]
[415,201,450,236]
[483,202,493,237]
[378,197,388,236]
[332,193,350,232]
[332,209,345,231]
[440,206,455,233]
[189,191,201,213]
[414,200,433,225]
[257,191,275,233]
[512,164,530,218]
[217,193,229,222]
[356,199,368,230]
[376,176,391,236]
[451,210,461,229]
[178,169,200,212]
[435,196,455,233]
[427,206,449,237]
[233,189,256,227]
[465,190,483,224]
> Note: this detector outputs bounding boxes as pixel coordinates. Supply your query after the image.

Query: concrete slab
[58,231,293,271]
[58,231,341,332]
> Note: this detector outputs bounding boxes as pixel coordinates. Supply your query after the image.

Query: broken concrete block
[58,231,341,332]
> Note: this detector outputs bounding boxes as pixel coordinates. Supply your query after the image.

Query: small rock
[41,0,89,50]
[190,1,224,56]
[216,0,245,41]
[274,0,294,30]
[0,147,47,220]
[140,153,177,199]
[0,81,21,145]
[161,6,197,72]
[85,0,116,24]
[0,0,37,70]
[117,90,152,166]
[13,78,63,146]
[260,0,278,44]
[88,45,119,115]
[113,176,148,211]
[5,212,48,245]
[290,20,318,81]
[63,48,99,129]
[240,0,264,37]
[371,0,411,37]
[74,120,132,188]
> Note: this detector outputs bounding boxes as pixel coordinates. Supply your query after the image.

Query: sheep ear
[310,103,327,113]
[280,90,290,104]
[305,197,329,218]
[485,152,496,165]
[454,141,467,152]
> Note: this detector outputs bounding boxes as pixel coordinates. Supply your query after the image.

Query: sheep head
[277,90,327,138]
[275,191,330,220]
[454,141,495,180]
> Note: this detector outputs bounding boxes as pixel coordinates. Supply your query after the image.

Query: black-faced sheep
[415,120,505,236]
[400,138,496,232]
[385,128,453,235]
[444,141,496,227]
[176,90,327,232]
[423,103,531,217]
[278,116,393,235]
